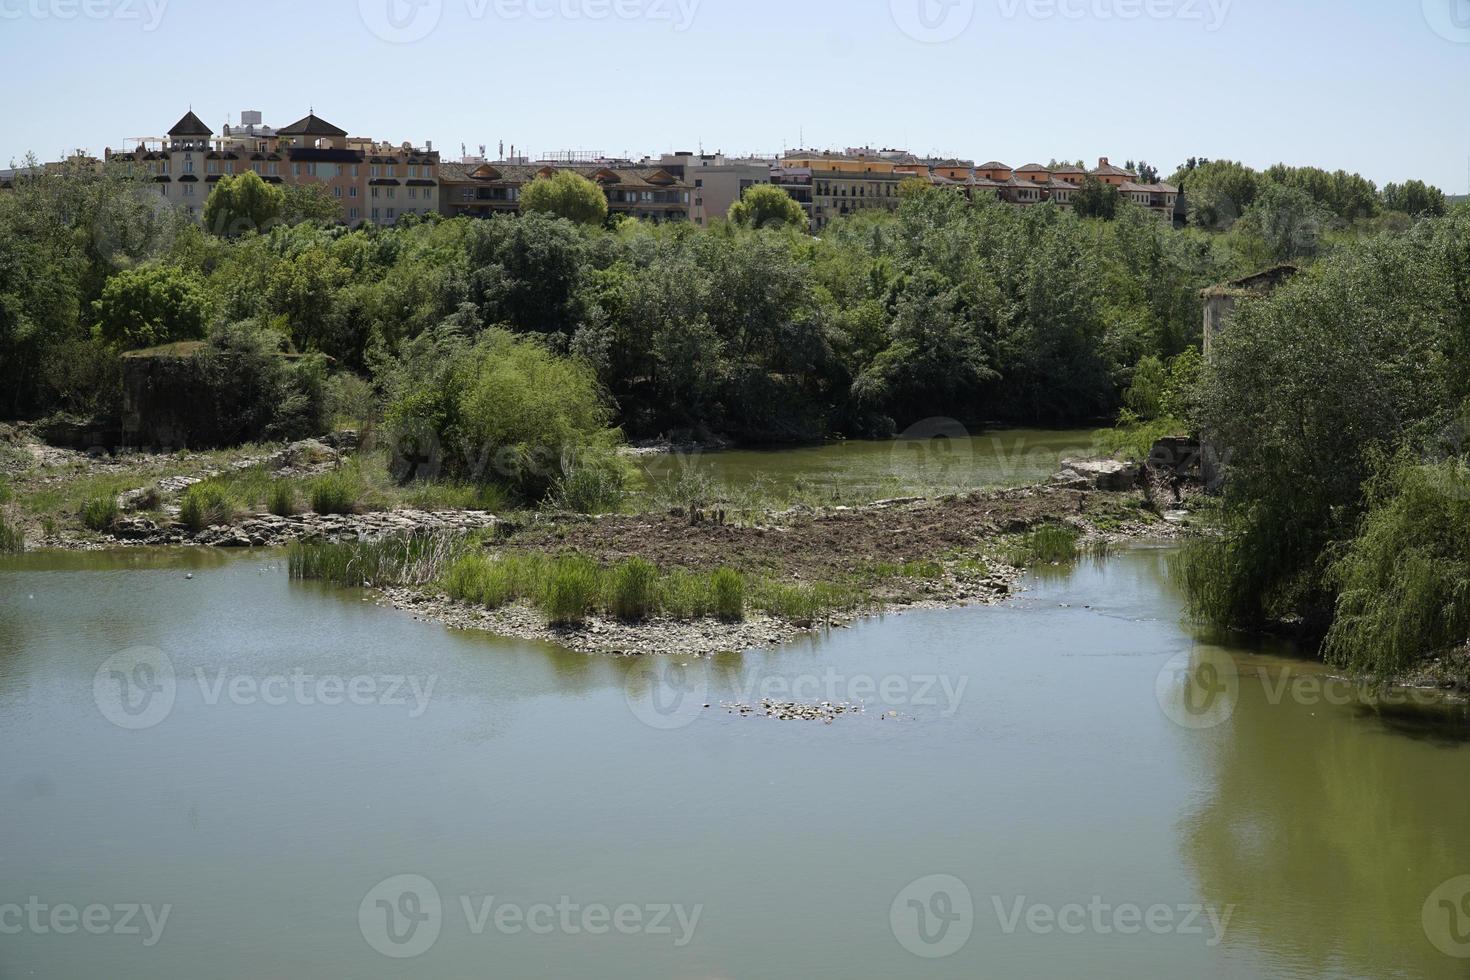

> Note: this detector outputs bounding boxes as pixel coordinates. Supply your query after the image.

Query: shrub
[1006,525,1081,566]
[551,452,628,514]
[657,569,714,620]
[310,465,364,515]
[443,552,548,609]
[610,558,658,621]
[541,556,602,626]
[268,481,298,517]
[81,495,119,531]
[712,568,746,622]
[180,483,237,532]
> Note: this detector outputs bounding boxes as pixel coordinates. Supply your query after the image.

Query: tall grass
[712,568,746,622]
[0,512,23,553]
[310,464,365,515]
[1004,524,1081,567]
[289,531,469,588]
[268,481,298,517]
[180,483,238,532]
[81,495,120,531]
[540,556,602,626]
[609,558,658,621]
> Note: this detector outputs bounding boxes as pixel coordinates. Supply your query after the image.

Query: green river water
[2,540,1468,978]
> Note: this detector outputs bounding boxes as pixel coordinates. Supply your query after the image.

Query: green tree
[1381,179,1447,217]
[519,170,609,226]
[281,183,342,224]
[728,184,808,230]
[1170,159,1260,230]
[203,171,284,237]
[92,264,209,350]
[1072,175,1121,220]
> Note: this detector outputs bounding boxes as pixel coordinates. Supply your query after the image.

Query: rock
[1053,458,1141,492]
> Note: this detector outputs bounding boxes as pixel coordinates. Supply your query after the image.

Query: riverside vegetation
[2,159,1466,675]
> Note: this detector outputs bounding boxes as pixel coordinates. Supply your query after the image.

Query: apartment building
[938,157,1178,219]
[438,161,691,223]
[772,148,911,232]
[102,109,440,227]
[655,151,774,226]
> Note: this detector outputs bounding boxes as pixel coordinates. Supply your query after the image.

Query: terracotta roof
[976,161,1010,171]
[168,110,213,138]
[1091,160,1136,177]
[440,161,688,190]
[1119,180,1179,193]
[1053,164,1085,174]
[1016,163,1049,172]
[278,113,348,138]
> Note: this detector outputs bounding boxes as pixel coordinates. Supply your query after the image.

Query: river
[1,545,1467,978]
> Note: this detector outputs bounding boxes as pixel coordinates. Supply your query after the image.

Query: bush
[541,556,602,626]
[268,481,298,517]
[712,568,746,622]
[551,451,628,514]
[1006,525,1081,566]
[383,328,620,503]
[610,558,658,621]
[1322,456,1470,677]
[310,464,364,515]
[93,264,209,350]
[81,495,119,531]
[180,483,237,532]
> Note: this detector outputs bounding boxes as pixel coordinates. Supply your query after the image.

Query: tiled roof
[976,161,1011,171]
[1053,164,1086,174]
[168,110,213,138]
[1091,160,1136,177]
[1016,163,1049,172]
[1119,180,1179,193]
[278,113,348,138]
[440,161,687,190]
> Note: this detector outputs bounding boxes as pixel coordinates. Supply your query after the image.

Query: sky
[1,0,1467,191]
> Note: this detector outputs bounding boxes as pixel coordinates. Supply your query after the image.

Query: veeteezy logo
[94,647,437,729]
[997,0,1230,30]
[0,0,168,30]
[360,0,698,43]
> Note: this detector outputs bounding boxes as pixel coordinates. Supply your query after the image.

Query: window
[184,183,194,196]
[351,165,359,177]
[350,207,360,221]
[386,208,395,221]
[184,156,194,174]
[372,187,380,198]
[334,186,343,199]
[372,207,380,221]
[387,187,395,199]
[408,187,417,200]
[370,165,380,178]
[349,186,358,198]
[208,161,218,175]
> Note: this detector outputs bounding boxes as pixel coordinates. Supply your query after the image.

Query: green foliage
[1381,180,1447,218]
[179,482,237,531]
[1005,525,1081,566]
[549,450,628,514]
[310,463,365,515]
[203,171,285,237]
[712,567,746,622]
[609,558,659,621]
[92,264,209,350]
[1179,209,1470,663]
[80,495,119,531]
[519,170,609,226]
[1322,456,1470,677]
[384,328,619,502]
[268,481,298,517]
[540,555,602,626]
[289,531,467,588]
[0,512,22,553]
[728,184,808,230]
[1171,159,1261,230]
[1072,175,1121,220]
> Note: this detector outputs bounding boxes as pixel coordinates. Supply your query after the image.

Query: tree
[1127,160,1160,184]
[1381,179,1447,217]
[1170,159,1260,230]
[728,184,808,230]
[92,264,209,349]
[519,170,608,226]
[1072,175,1121,220]
[281,183,342,225]
[203,171,285,237]
[1235,183,1331,263]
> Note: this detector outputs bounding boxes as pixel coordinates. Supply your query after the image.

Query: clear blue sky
[2,0,1467,191]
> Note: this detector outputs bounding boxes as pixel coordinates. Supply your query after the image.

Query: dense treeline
[1,162,1290,442]
[1176,205,1470,677]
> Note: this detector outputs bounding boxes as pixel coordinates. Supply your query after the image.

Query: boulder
[1053,458,1141,492]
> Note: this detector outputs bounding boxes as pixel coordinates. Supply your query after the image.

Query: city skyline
[2,0,1468,193]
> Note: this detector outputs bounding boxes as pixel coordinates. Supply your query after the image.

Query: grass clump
[443,552,548,609]
[712,568,746,622]
[404,481,510,513]
[268,481,298,517]
[750,578,863,624]
[540,556,602,626]
[1004,524,1081,567]
[609,558,658,621]
[80,495,120,531]
[289,531,468,588]
[551,454,629,515]
[180,483,238,532]
[310,464,365,515]
[0,512,23,553]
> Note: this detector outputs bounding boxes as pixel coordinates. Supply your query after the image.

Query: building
[102,109,440,227]
[772,148,913,232]
[655,152,774,226]
[438,160,690,223]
